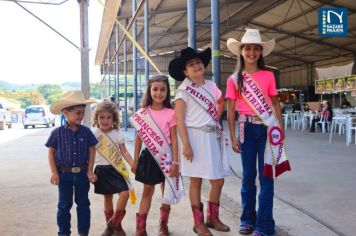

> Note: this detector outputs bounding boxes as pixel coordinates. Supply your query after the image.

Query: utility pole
[78,0,91,126]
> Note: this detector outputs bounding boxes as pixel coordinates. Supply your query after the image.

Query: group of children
[46,28,288,236]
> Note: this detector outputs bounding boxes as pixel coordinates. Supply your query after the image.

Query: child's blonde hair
[92,100,120,130]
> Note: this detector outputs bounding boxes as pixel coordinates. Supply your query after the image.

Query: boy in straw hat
[225,29,290,236]
[45,90,98,236]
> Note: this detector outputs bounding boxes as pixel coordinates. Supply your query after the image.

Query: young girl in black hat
[169,47,230,236]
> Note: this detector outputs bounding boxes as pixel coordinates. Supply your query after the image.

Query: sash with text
[96,129,136,204]
[234,73,291,177]
[129,108,185,204]
[177,79,231,176]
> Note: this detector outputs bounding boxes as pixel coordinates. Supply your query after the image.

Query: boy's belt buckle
[71,167,81,173]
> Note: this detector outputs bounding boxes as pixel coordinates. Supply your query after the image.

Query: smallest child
[92,100,134,236]
[45,90,98,236]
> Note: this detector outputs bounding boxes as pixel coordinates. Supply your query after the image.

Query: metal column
[124,19,128,130]
[115,22,120,102]
[187,0,196,49]
[79,0,90,126]
[108,43,111,98]
[132,0,138,111]
[211,0,220,87]
[144,0,149,81]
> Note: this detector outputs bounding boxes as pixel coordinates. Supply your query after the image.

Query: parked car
[0,99,12,130]
[23,105,55,129]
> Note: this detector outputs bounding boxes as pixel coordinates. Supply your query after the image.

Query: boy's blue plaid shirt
[45,124,98,167]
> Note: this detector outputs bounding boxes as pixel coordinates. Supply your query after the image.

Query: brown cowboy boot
[108,210,126,236]
[102,209,114,236]
[135,213,148,236]
[159,206,170,236]
[191,203,213,236]
[206,201,230,232]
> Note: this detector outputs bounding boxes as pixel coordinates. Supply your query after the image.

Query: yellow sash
[96,129,136,204]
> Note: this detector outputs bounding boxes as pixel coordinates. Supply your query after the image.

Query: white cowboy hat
[50,90,96,115]
[227,29,275,57]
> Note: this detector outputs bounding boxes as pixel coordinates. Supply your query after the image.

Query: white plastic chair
[316,116,330,133]
[346,116,356,146]
[329,116,347,144]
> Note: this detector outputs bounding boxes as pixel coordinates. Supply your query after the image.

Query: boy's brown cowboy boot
[102,209,114,236]
[135,213,148,236]
[206,201,230,232]
[158,206,171,236]
[108,210,126,236]
[191,203,213,236]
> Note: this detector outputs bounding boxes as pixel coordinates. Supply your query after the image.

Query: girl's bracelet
[172,161,179,165]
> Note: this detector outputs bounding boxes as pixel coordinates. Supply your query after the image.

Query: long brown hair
[236,45,267,94]
[141,74,173,109]
[91,100,120,130]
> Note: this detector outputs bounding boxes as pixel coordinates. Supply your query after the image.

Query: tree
[37,84,63,104]
[90,82,101,99]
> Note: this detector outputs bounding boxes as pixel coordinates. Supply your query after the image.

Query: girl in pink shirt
[132,74,179,236]
[225,29,284,236]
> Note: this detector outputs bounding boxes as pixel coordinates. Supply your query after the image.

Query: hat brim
[169,47,211,81]
[227,38,275,57]
[50,99,96,115]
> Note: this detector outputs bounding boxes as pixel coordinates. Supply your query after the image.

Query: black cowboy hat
[168,47,211,81]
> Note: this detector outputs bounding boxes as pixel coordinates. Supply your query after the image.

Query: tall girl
[169,47,230,236]
[226,29,290,236]
[130,74,182,236]
[92,100,134,236]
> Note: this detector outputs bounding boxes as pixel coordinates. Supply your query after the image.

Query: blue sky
[0,0,103,85]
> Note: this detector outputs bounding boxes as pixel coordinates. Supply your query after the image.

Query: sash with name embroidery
[129,108,185,205]
[177,79,231,176]
[233,72,291,178]
[95,129,136,204]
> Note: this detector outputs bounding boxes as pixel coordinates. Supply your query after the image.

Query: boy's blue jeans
[239,122,275,236]
[57,171,90,235]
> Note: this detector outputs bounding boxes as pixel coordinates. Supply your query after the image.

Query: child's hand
[87,171,97,183]
[50,173,60,185]
[231,138,242,153]
[131,162,138,174]
[169,163,179,177]
[183,144,194,162]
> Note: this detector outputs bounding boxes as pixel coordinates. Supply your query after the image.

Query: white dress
[175,79,224,180]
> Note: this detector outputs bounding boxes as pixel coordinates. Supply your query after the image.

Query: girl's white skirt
[179,128,225,180]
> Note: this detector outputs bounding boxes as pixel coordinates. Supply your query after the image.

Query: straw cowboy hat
[168,47,211,81]
[227,29,275,57]
[50,90,96,115]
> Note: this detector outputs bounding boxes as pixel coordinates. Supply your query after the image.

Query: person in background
[310,101,333,132]
[341,98,352,109]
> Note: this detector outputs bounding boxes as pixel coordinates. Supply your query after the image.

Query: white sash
[233,72,291,178]
[95,129,136,204]
[129,108,185,204]
[177,79,231,176]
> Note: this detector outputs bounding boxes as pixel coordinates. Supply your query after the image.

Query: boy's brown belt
[58,165,87,173]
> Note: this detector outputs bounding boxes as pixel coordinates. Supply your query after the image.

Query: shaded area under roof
[95,0,356,71]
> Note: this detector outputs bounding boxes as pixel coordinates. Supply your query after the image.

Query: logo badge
[268,126,283,146]
[319,8,348,37]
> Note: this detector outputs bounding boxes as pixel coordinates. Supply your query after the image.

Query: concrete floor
[0,122,355,235]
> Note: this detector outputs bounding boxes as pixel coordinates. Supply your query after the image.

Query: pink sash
[234,72,291,177]
[177,79,231,176]
[129,108,185,204]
